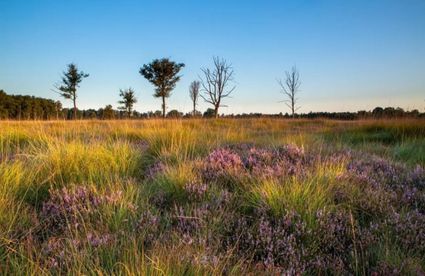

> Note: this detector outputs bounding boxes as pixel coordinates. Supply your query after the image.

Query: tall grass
[0,118,424,274]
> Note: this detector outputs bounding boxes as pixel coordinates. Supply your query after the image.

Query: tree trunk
[292,103,294,118]
[73,98,77,120]
[193,102,196,116]
[214,105,219,119]
[162,96,166,118]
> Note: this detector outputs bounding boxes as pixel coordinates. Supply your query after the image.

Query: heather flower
[386,210,425,254]
[86,232,113,247]
[40,186,123,235]
[407,165,425,189]
[242,144,308,179]
[41,186,101,234]
[41,232,113,270]
[203,144,308,182]
[223,211,308,273]
[184,181,208,201]
[371,262,401,276]
[346,156,404,188]
[136,209,160,246]
[344,155,425,213]
[398,185,425,211]
[326,150,353,165]
[195,254,220,267]
[145,161,166,180]
[312,209,379,274]
[150,190,168,208]
[278,144,305,163]
[42,237,66,269]
[212,189,233,207]
[311,210,358,273]
[174,205,208,233]
[201,148,243,182]
[104,190,123,204]
[242,147,284,179]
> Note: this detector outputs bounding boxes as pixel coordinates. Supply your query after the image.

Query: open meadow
[0,118,425,275]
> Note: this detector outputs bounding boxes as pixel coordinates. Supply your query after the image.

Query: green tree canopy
[118,88,137,118]
[55,63,89,120]
[139,58,184,118]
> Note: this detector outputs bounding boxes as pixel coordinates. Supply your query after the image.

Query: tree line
[0,90,61,120]
[1,88,422,120]
[224,108,424,120]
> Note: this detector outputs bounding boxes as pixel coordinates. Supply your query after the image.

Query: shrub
[40,186,122,236]
[311,209,376,274]
[184,181,208,201]
[201,148,243,184]
[222,210,308,273]
[387,210,425,255]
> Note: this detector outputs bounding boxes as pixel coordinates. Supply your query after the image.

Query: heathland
[0,118,424,274]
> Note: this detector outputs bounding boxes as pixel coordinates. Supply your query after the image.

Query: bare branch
[199,57,236,118]
[278,66,301,118]
[189,80,200,116]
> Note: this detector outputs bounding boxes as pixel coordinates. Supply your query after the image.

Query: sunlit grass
[0,118,424,274]
[247,157,347,227]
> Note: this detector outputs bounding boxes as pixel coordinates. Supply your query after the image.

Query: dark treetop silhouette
[118,88,137,118]
[55,63,89,120]
[139,58,185,118]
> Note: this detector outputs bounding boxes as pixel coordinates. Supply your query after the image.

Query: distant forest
[0,89,423,120]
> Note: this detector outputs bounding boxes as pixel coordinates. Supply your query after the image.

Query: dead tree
[200,57,235,118]
[189,80,200,116]
[278,66,301,118]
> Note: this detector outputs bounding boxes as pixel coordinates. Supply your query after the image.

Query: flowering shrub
[371,262,402,276]
[145,161,167,180]
[202,144,308,183]
[173,205,210,245]
[341,155,425,211]
[346,156,404,188]
[201,148,243,182]
[387,210,425,255]
[136,209,160,246]
[32,145,425,273]
[184,181,208,201]
[398,185,425,211]
[86,232,113,247]
[311,209,376,274]
[223,211,308,273]
[407,165,425,189]
[42,232,114,270]
[247,145,308,178]
[277,144,306,164]
[40,186,122,235]
[242,147,284,178]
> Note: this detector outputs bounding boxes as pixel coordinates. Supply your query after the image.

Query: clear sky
[1,0,424,114]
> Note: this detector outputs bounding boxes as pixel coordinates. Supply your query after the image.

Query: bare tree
[278,66,301,118]
[200,57,235,118]
[189,80,200,116]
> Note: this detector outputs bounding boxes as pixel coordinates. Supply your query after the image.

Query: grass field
[0,118,424,275]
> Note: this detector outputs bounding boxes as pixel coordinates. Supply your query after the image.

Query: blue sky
[1,0,424,114]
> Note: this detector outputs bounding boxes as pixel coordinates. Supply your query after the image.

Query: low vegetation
[0,118,424,274]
